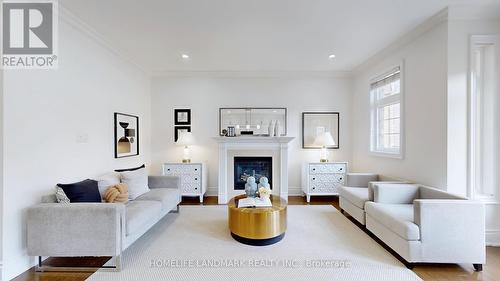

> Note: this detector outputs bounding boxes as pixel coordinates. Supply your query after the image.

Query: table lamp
[176,132,194,163]
[313,132,336,162]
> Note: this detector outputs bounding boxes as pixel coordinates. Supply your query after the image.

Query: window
[470,36,497,201]
[370,66,403,158]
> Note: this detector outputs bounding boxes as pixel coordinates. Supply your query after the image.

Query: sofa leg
[473,264,483,272]
[170,205,180,214]
[404,262,414,270]
[114,255,122,272]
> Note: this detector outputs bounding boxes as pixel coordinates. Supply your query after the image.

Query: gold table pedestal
[228,195,287,246]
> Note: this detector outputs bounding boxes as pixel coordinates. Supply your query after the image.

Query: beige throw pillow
[104,183,129,203]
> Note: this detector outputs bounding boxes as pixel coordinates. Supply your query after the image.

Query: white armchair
[365,183,485,270]
[338,173,407,225]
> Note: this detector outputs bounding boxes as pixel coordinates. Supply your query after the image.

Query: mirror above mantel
[219,107,287,137]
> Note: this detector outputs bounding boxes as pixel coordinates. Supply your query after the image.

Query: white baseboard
[486,229,500,246]
[288,186,304,196]
[205,186,305,199]
[206,187,218,197]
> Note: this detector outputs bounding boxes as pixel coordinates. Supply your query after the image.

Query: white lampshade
[176,132,195,146]
[313,132,336,147]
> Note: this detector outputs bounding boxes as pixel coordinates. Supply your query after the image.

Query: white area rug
[87,205,422,281]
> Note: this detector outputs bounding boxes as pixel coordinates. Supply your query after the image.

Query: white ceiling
[61,0,498,73]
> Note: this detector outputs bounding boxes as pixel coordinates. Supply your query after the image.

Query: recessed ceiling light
[181,54,190,59]
[328,54,336,59]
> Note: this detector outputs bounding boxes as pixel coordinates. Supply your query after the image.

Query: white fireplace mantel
[213,136,295,204]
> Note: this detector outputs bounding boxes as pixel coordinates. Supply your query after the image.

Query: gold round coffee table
[228,195,287,246]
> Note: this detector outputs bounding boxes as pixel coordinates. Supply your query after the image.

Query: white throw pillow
[96,172,121,200]
[119,168,150,200]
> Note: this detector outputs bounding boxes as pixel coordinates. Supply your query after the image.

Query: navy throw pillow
[57,179,101,203]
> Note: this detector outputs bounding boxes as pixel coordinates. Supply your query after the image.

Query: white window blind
[370,66,403,157]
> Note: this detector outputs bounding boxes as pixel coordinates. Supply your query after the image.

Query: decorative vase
[268,120,275,137]
[245,176,258,197]
[274,120,281,137]
[258,177,271,199]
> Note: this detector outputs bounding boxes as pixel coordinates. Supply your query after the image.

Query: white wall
[150,75,353,195]
[2,16,151,280]
[446,11,500,245]
[351,22,448,188]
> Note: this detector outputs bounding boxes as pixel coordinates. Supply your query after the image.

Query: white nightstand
[301,162,348,203]
[162,163,207,203]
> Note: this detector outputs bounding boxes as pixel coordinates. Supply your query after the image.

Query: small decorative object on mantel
[114,112,139,158]
[268,120,275,137]
[274,120,282,137]
[245,176,258,198]
[227,126,236,137]
[302,112,340,149]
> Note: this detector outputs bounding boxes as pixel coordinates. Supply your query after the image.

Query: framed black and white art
[114,112,139,158]
[174,126,191,142]
[174,109,191,125]
[302,112,340,149]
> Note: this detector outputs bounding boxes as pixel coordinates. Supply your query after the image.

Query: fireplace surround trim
[213,136,294,204]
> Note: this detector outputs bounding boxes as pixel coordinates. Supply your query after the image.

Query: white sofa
[338,173,407,225]
[27,175,181,271]
[365,183,485,270]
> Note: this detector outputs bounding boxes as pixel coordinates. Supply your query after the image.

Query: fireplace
[214,136,294,204]
[233,156,272,190]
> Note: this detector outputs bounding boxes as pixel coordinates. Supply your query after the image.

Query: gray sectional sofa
[339,177,485,271]
[26,175,181,271]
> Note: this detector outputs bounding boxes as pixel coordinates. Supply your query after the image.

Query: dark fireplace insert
[234,156,272,190]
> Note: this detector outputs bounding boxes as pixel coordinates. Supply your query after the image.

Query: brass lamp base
[320,159,328,163]
[182,159,191,163]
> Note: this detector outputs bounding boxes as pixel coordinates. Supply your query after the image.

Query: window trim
[369,62,405,159]
[468,35,499,202]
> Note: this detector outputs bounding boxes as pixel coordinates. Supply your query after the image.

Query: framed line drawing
[302,112,340,149]
[174,126,191,142]
[174,108,191,125]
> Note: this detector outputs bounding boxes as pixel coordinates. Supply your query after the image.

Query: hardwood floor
[12,196,500,281]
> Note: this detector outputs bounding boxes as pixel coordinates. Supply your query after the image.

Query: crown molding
[352,8,448,75]
[151,70,353,79]
[58,5,149,75]
[448,4,500,21]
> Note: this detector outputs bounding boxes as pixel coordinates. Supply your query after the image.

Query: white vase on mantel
[274,120,281,137]
[268,120,275,137]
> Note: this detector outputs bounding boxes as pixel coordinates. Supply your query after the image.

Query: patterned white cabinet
[301,162,348,203]
[162,163,207,203]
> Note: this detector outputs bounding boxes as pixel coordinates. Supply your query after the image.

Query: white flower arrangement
[258,186,271,199]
